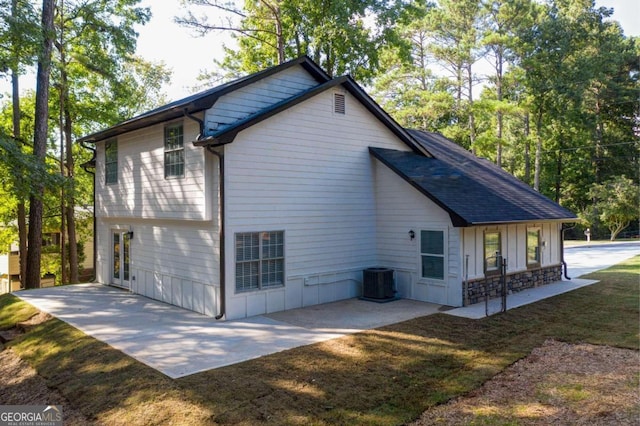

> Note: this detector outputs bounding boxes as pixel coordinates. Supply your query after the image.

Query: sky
[137,0,640,101]
[1,0,638,102]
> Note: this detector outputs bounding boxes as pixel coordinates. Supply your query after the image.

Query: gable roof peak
[78,56,330,144]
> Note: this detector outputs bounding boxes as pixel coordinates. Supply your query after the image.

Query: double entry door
[112,230,131,289]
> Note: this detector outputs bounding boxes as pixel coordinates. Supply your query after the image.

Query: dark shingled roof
[370,130,577,227]
[78,56,331,144]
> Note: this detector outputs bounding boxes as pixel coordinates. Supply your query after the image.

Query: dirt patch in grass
[1,345,89,425]
[0,311,88,425]
[411,339,640,425]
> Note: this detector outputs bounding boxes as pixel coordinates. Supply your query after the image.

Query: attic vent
[334,93,346,114]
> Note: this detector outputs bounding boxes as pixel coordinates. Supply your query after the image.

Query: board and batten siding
[205,66,319,133]
[95,117,211,221]
[461,222,562,280]
[374,161,462,307]
[94,114,221,315]
[221,88,414,319]
[95,217,220,315]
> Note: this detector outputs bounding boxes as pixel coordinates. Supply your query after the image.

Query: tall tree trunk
[25,0,55,289]
[261,0,284,63]
[533,109,543,192]
[593,95,604,185]
[524,112,531,185]
[12,72,28,287]
[274,5,284,64]
[555,130,563,203]
[58,0,79,283]
[64,97,79,283]
[495,48,503,168]
[59,83,67,284]
[466,62,476,153]
[11,0,28,288]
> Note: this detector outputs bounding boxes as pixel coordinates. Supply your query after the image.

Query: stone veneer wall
[463,265,563,306]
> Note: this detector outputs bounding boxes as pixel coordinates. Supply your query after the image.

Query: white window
[105,139,118,184]
[164,123,184,178]
[235,231,284,292]
[420,230,445,280]
[527,227,541,267]
[484,231,501,275]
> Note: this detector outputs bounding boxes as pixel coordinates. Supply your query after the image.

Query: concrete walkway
[444,278,599,319]
[15,284,442,378]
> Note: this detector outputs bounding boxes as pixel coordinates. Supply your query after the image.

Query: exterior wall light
[409,230,415,240]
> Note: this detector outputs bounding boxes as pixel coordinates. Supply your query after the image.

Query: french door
[112,230,131,289]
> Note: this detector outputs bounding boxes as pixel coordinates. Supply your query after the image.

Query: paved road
[564,241,639,279]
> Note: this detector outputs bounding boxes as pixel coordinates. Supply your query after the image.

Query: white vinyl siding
[95,117,212,221]
[223,89,414,319]
[95,217,220,316]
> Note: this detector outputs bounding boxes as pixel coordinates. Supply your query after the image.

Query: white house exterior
[80,57,576,320]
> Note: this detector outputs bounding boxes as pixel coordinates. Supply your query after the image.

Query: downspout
[184,110,226,320]
[207,147,225,320]
[80,141,97,282]
[561,223,575,280]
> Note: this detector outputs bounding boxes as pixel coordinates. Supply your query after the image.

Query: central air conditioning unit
[362,267,396,301]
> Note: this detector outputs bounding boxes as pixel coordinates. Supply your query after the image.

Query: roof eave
[467,217,578,227]
[196,75,431,156]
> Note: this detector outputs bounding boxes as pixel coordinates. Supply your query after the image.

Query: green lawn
[2,256,638,425]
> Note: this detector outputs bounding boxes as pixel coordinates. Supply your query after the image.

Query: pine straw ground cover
[0,256,638,425]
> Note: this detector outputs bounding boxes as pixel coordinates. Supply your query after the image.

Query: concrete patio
[14,241,636,378]
[15,284,443,378]
[13,278,598,378]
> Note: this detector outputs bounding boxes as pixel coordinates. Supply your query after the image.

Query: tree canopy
[0,0,637,288]
[0,0,170,285]
[586,175,639,241]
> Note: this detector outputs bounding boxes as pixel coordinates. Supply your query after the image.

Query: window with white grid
[105,139,118,184]
[235,231,284,292]
[164,123,184,178]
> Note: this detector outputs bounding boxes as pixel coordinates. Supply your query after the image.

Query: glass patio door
[112,230,131,289]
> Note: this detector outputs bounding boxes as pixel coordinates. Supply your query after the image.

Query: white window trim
[235,231,285,293]
[483,229,502,276]
[418,229,447,282]
[526,226,542,268]
[104,139,118,185]
[164,122,185,179]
